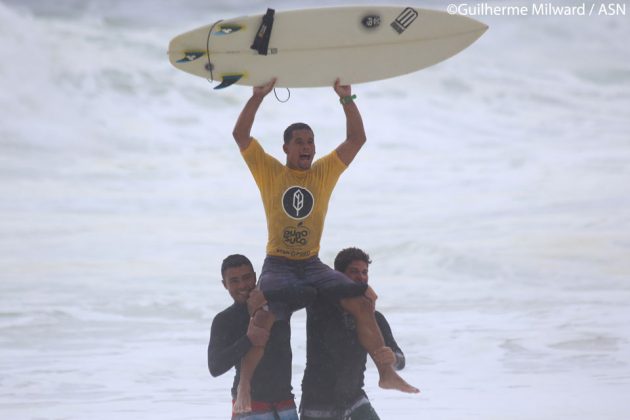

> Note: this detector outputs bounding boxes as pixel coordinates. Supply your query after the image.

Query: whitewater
[1,1,629,419]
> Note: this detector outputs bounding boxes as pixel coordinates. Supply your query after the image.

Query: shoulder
[212,304,243,326]
[312,149,348,173]
[375,311,394,334]
[375,310,388,325]
[241,138,283,168]
[241,137,263,156]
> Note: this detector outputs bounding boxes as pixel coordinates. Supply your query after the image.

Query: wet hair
[220,254,254,279]
[283,122,313,144]
[334,247,372,273]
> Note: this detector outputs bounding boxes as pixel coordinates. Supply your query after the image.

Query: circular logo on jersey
[282,186,314,220]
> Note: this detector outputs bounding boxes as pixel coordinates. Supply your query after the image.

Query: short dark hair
[221,254,253,279]
[334,247,372,272]
[283,122,313,144]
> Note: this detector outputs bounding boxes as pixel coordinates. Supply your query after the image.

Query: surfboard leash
[273,87,291,103]
[205,20,223,84]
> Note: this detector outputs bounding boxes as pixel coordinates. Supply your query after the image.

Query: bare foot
[379,371,420,394]
[233,384,252,413]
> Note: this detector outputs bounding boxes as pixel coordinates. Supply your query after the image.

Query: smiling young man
[230,78,418,414]
[300,248,408,420]
[208,254,300,420]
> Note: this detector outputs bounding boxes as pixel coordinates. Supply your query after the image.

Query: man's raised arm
[232,78,276,150]
[334,78,367,166]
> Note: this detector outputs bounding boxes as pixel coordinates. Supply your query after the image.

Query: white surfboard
[168,6,488,89]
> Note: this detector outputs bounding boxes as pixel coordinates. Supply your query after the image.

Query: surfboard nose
[442,13,489,52]
[452,13,489,36]
[476,21,490,36]
[470,20,489,43]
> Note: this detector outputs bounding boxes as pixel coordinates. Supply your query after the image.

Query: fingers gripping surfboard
[167,6,488,89]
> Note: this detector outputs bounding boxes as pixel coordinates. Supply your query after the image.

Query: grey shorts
[300,395,380,420]
[258,255,365,320]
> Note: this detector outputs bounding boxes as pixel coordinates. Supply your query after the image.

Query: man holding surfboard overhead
[231,77,419,414]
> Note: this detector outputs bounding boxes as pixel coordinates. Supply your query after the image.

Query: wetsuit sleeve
[207,312,252,377]
[376,311,406,371]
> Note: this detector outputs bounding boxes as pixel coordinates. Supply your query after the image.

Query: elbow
[232,131,251,149]
[208,362,221,378]
[355,134,367,148]
[345,134,366,151]
[208,357,222,377]
[232,125,248,142]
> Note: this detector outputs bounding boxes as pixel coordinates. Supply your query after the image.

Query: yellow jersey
[242,139,347,260]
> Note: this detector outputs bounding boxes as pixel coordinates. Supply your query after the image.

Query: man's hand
[333,76,365,166]
[246,317,270,347]
[247,288,267,316]
[334,78,352,98]
[372,346,397,366]
[364,285,378,303]
[253,78,276,99]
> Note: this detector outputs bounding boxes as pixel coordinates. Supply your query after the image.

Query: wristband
[339,94,356,105]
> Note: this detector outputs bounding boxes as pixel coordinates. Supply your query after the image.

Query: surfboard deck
[168,6,488,88]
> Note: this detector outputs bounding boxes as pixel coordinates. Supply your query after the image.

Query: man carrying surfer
[301,247,408,420]
[230,78,419,414]
[208,254,301,419]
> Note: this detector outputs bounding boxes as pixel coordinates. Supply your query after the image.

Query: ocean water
[1,0,629,419]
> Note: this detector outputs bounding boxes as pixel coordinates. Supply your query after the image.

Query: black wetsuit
[301,298,405,413]
[208,302,294,402]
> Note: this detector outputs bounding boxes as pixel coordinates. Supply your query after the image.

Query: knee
[253,309,275,330]
[341,295,374,316]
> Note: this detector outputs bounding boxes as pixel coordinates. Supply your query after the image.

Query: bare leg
[233,309,276,413]
[340,296,419,393]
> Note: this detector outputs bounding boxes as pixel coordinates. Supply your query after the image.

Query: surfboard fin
[176,51,205,63]
[214,74,243,89]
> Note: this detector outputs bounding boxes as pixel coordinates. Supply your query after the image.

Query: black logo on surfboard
[282,187,314,220]
[391,7,418,34]
[361,15,381,29]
